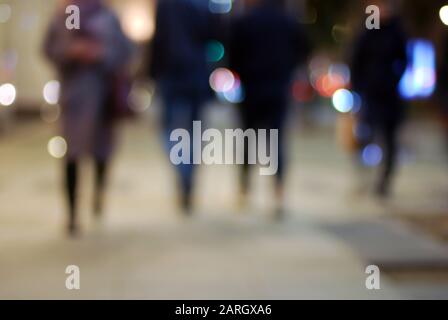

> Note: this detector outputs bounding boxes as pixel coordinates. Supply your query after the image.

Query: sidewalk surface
[1,111,448,299]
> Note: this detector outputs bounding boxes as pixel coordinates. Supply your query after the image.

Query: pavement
[1,106,448,299]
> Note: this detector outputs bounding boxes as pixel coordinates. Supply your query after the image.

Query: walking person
[148,0,212,214]
[44,0,133,235]
[228,0,310,215]
[351,0,408,198]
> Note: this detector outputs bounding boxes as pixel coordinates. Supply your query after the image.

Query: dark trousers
[65,158,108,233]
[239,97,287,192]
[357,118,400,194]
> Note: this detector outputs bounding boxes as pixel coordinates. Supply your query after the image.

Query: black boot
[94,160,108,218]
[66,161,79,236]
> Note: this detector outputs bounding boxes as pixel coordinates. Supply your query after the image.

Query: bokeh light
[309,56,330,90]
[440,5,448,26]
[206,40,225,63]
[222,87,244,103]
[128,83,154,113]
[43,80,60,105]
[329,63,350,86]
[209,68,235,93]
[121,2,155,42]
[220,77,245,104]
[310,59,349,97]
[362,144,383,167]
[399,40,436,99]
[209,0,232,14]
[0,83,17,106]
[47,136,67,159]
[332,89,353,113]
[213,70,244,104]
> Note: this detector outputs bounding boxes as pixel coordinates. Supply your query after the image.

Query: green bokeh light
[206,40,225,63]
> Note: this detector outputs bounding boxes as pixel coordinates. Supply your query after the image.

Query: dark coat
[351,18,408,124]
[229,3,310,109]
[437,33,448,118]
[149,0,211,101]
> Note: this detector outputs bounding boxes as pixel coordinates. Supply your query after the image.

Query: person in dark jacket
[229,0,310,215]
[149,0,211,214]
[351,0,408,197]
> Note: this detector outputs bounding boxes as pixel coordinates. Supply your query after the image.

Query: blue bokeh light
[362,144,383,167]
[399,39,436,99]
[209,0,232,14]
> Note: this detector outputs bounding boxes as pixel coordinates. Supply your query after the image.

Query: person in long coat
[44,0,133,235]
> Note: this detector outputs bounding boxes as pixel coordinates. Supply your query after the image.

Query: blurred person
[148,0,212,214]
[44,0,133,235]
[351,0,408,198]
[228,0,310,215]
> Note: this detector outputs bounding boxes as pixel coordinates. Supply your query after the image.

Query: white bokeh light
[121,2,155,42]
[209,68,235,93]
[332,89,353,113]
[440,6,448,26]
[43,80,60,105]
[47,136,67,159]
[0,83,17,106]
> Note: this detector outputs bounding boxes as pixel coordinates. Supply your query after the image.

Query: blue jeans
[161,91,202,197]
